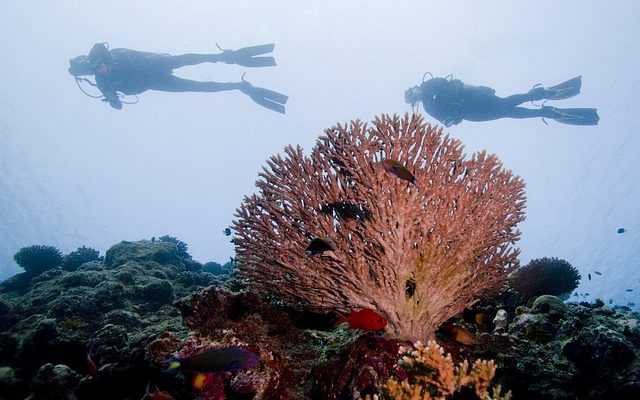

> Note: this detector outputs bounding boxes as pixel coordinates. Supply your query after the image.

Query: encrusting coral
[234,113,526,340]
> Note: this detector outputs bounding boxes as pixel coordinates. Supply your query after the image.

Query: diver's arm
[95,75,122,110]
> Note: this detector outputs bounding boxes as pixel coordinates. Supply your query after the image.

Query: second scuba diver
[404,75,599,127]
[69,43,288,114]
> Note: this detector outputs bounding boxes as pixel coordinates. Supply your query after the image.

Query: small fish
[142,383,174,400]
[588,273,591,281]
[381,159,417,185]
[617,228,626,234]
[594,271,602,275]
[573,292,579,298]
[608,299,613,304]
[626,289,633,292]
[305,237,336,256]
[336,308,387,331]
[439,324,478,346]
[163,347,260,373]
[629,302,636,307]
[222,227,232,236]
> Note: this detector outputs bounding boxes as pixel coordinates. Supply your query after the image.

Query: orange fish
[381,159,417,185]
[336,308,387,331]
[439,325,478,346]
[142,383,174,400]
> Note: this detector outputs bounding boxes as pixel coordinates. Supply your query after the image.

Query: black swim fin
[542,106,599,126]
[217,43,277,67]
[239,77,288,114]
[245,86,288,114]
[534,76,582,101]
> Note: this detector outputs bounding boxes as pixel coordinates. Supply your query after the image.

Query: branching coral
[234,113,526,340]
[377,340,510,400]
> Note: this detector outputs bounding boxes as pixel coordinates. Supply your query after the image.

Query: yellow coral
[374,340,511,400]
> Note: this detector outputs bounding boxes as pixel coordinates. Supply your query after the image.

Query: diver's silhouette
[69,43,288,113]
[404,75,598,126]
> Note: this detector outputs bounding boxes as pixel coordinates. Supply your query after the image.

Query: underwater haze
[0,0,639,308]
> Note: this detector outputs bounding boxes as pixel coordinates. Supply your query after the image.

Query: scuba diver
[404,74,599,127]
[68,43,288,114]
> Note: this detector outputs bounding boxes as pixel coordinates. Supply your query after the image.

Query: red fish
[142,383,174,400]
[381,159,417,185]
[336,308,387,331]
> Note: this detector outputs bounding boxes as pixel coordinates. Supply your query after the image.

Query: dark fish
[626,289,633,292]
[617,228,626,234]
[381,159,417,185]
[305,237,336,256]
[588,273,591,281]
[608,299,613,304]
[629,302,636,307]
[222,227,232,236]
[594,271,602,275]
[320,202,372,222]
[163,347,259,373]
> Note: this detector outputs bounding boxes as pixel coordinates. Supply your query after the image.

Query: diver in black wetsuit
[404,75,599,126]
[68,42,288,113]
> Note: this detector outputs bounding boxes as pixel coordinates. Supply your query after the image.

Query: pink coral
[234,113,526,340]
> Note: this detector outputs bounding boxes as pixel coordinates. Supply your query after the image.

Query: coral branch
[234,113,526,340]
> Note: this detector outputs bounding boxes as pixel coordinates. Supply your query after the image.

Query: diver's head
[404,85,422,106]
[68,55,93,76]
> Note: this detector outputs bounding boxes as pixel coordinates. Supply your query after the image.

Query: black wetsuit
[419,77,548,127]
[87,43,238,109]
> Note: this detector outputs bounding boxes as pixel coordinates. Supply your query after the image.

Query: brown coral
[234,113,526,340]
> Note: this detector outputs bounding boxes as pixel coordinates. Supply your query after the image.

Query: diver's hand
[103,94,122,110]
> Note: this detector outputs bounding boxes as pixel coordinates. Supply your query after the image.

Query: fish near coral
[305,237,336,256]
[142,383,174,400]
[336,308,387,331]
[381,159,417,185]
[163,347,260,373]
[439,324,478,346]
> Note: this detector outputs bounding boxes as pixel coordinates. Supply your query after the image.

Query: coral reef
[0,239,229,399]
[508,257,580,301]
[61,246,101,272]
[2,237,639,399]
[234,113,526,340]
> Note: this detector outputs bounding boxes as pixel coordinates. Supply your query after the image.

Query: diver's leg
[501,92,546,107]
[148,75,240,93]
[463,103,542,122]
[159,54,223,69]
[502,107,544,119]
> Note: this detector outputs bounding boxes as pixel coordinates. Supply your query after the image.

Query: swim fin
[217,43,277,67]
[542,106,599,126]
[239,80,288,114]
[245,86,288,114]
[533,76,582,101]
